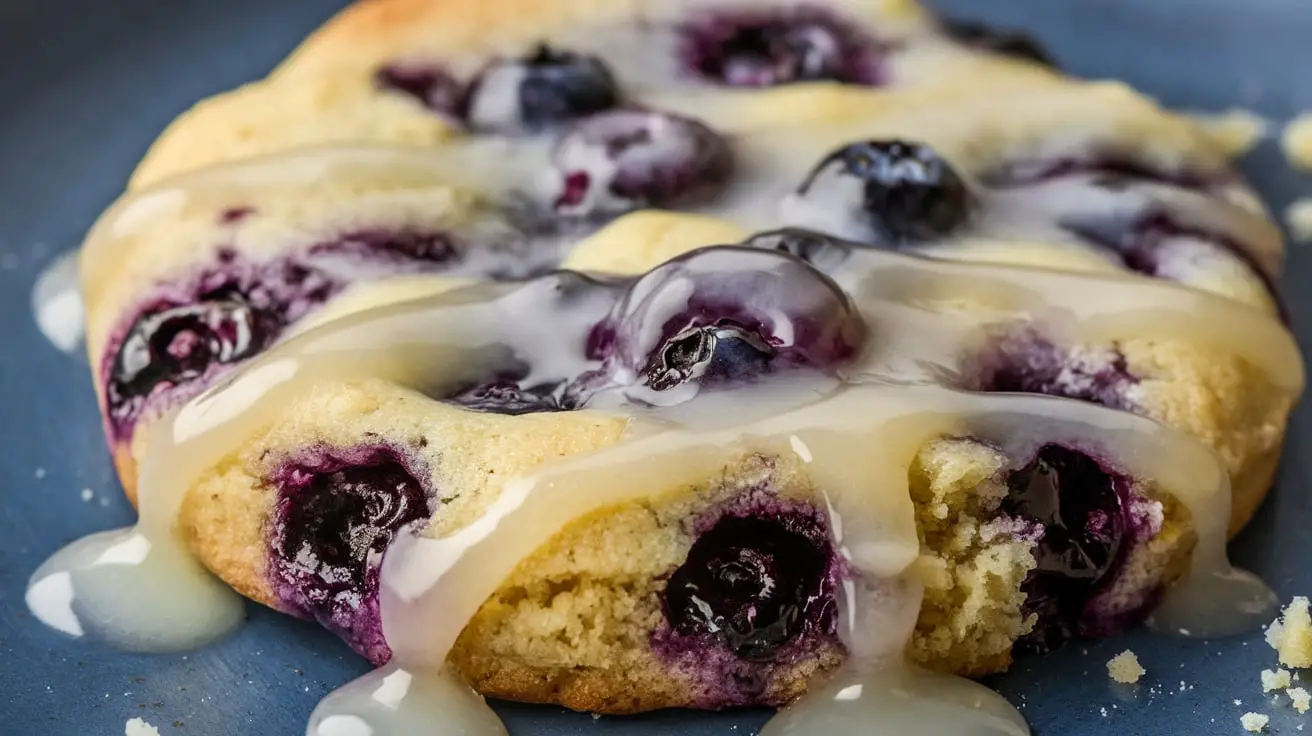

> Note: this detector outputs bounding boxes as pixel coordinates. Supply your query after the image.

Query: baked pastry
[53,0,1303,728]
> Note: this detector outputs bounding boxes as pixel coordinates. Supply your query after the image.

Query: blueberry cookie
[170,233,1287,710]
[66,0,1304,725]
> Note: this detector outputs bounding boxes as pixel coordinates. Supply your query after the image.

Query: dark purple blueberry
[794,140,972,245]
[269,448,433,664]
[106,295,279,428]
[375,63,465,116]
[740,228,856,273]
[1002,445,1127,652]
[663,512,835,661]
[940,18,1055,67]
[444,379,572,415]
[462,44,619,133]
[549,110,732,218]
[680,8,883,87]
[968,330,1139,412]
[589,246,865,394]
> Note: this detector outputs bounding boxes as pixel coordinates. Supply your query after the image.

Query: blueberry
[663,513,835,661]
[968,331,1139,412]
[375,63,465,116]
[463,44,619,133]
[680,9,882,87]
[1001,445,1127,651]
[792,140,972,245]
[107,295,279,429]
[549,110,732,218]
[940,18,1056,67]
[589,246,865,394]
[269,450,433,663]
[740,228,855,273]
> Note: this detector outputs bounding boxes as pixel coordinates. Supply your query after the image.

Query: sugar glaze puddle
[31,247,86,356]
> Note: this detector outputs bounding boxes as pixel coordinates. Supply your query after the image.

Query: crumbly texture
[1261,668,1292,692]
[1289,687,1311,714]
[1287,199,1312,243]
[1107,650,1146,684]
[1267,596,1312,668]
[1282,113,1312,171]
[1241,712,1270,733]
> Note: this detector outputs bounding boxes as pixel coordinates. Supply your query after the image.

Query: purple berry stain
[656,492,842,706]
[268,446,434,664]
[1001,445,1130,651]
[680,6,884,87]
[550,110,733,219]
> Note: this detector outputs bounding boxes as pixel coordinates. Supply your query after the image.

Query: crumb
[1291,687,1311,714]
[80,488,94,502]
[1107,650,1146,684]
[1267,597,1312,667]
[1190,108,1269,157]
[1262,668,1293,692]
[1283,113,1312,170]
[1287,199,1312,243]
[125,718,161,736]
[1241,713,1270,733]
[1100,707,1108,717]
[35,467,46,479]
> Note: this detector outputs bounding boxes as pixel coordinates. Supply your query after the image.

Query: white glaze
[37,19,1305,734]
[37,212,1303,733]
[31,248,86,355]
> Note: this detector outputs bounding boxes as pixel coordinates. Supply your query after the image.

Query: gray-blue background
[2,1,1309,733]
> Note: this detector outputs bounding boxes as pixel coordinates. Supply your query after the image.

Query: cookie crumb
[1287,199,1312,243]
[1262,668,1293,692]
[1107,650,1145,684]
[1267,597,1312,668]
[1291,687,1311,714]
[125,718,161,736]
[1283,113,1312,170]
[1190,108,1268,157]
[1241,713,1270,733]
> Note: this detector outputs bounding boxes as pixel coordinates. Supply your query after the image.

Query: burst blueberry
[680,8,883,87]
[107,295,279,429]
[269,449,433,664]
[1001,445,1127,651]
[549,110,732,218]
[663,512,835,661]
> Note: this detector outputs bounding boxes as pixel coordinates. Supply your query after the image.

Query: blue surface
[1,1,1310,734]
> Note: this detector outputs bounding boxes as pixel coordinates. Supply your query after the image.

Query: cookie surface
[74,0,1301,719]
